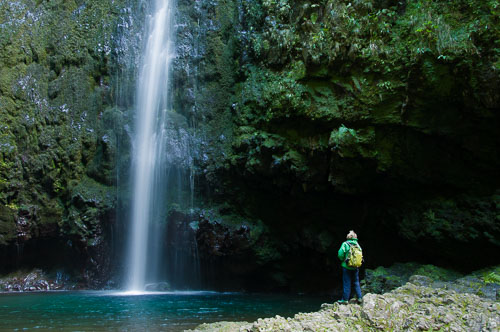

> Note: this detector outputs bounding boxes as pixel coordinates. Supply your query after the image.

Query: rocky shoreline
[0,269,81,292]
[190,283,498,331]
[189,266,500,332]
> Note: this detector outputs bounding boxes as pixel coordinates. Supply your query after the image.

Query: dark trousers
[342,267,362,301]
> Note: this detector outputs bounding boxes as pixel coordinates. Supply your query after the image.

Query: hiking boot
[336,300,348,305]
[357,298,363,305]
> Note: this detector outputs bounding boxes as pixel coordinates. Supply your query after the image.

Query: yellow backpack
[346,242,363,268]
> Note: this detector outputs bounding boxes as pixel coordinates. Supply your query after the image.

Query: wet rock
[408,274,433,287]
[195,217,252,258]
[0,269,78,292]
[144,282,171,292]
[191,322,250,331]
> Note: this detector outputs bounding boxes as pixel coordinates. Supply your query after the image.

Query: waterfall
[126,0,174,292]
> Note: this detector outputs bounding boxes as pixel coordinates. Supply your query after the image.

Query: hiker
[337,230,363,304]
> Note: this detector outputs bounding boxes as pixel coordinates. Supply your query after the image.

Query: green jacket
[338,239,361,270]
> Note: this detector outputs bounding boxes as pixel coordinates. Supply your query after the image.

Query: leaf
[352,76,362,91]
[311,13,318,25]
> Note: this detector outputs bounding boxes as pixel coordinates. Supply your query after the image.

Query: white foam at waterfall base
[110,290,222,297]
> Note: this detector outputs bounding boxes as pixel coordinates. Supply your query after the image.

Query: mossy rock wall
[0,0,135,286]
[177,0,500,290]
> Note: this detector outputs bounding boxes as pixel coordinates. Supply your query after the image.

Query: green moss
[38,200,64,226]
[414,264,462,282]
[371,266,389,277]
[71,176,114,208]
[0,205,16,245]
[237,66,308,124]
[318,231,333,252]
[288,61,306,80]
[0,0,130,248]
[329,125,358,149]
[255,242,282,263]
[398,195,499,250]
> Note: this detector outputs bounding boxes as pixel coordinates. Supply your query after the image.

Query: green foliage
[483,271,500,284]
[475,265,500,284]
[329,124,358,149]
[238,66,307,124]
[414,264,462,281]
[399,195,500,246]
[255,241,282,263]
[0,205,17,245]
[241,0,498,89]
[363,262,464,294]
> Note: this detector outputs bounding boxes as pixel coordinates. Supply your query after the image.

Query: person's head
[346,230,357,239]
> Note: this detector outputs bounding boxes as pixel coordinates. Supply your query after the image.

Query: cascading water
[126,0,175,292]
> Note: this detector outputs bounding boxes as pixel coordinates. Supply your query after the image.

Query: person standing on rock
[337,230,363,304]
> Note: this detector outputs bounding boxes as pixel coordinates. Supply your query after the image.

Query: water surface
[0,291,330,331]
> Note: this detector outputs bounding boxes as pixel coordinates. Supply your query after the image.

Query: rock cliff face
[176,0,500,291]
[0,0,135,287]
[0,0,498,290]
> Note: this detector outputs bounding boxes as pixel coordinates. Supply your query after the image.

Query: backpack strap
[348,240,361,249]
[344,241,352,263]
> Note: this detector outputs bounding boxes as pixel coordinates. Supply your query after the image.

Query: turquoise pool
[0,291,330,331]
